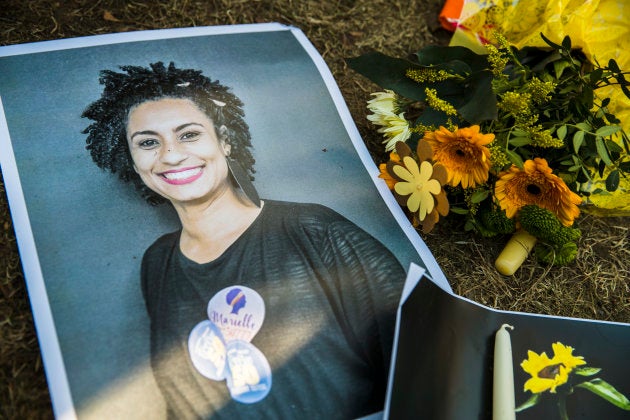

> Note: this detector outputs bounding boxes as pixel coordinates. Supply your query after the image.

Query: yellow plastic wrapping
[444,0,630,215]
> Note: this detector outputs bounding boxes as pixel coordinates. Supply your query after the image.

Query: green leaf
[574,366,602,377]
[590,68,604,83]
[554,60,572,79]
[596,137,613,166]
[580,166,592,181]
[540,32,562,49]
[511,128,529,137]
[606,169,620,192]
[561,35,572,50]
[606,139,624,154]
[470,190,490,203]
[608,58,621,73]
[346,52,429,101]
[415,107,459,129]
[576,122,592,132]
[557,125,568,140]
[450,207,469,215]
[576,379,630,410]
[599,159,607,177]
[509,137,532,147]
[595,125,621,137]
[506,149,524,168]
[515,393,540,412]
[414,45,489,72]
[453,70,498,122]
[573,130,585,153]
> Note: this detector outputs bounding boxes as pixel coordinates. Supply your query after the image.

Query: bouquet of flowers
[348,32,629,271]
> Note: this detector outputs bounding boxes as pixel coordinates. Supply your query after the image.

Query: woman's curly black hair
[82,61,255,204]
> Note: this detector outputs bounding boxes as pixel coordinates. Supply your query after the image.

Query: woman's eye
[180,131,200,141]
[138,139,159,149]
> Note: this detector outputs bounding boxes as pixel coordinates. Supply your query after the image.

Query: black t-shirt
[141,200,406,419]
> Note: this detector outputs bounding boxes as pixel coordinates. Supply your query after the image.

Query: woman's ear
[218,125,229,140]
[218,125,231,156]
[223,143,232,157]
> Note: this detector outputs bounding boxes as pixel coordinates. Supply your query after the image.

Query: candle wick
[501,324,514,332]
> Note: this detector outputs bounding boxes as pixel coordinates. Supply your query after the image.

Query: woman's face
[126,98,232,206]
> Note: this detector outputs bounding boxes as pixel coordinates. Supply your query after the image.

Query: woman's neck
[173,188,263,263]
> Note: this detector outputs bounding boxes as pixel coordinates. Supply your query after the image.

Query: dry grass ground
[0,1,628,418]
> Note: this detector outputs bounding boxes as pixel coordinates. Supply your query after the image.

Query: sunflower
[495,158,582,226]
[520,342,586,394]
[367,90,412,151]
[422,125,494,188]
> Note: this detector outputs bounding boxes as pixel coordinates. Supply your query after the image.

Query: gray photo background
[0,27,432,418]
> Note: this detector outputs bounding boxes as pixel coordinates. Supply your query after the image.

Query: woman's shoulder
[262,199,347,227]
[265,200,355,236]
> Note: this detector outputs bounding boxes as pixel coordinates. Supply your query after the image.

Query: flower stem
[558,395,569,420]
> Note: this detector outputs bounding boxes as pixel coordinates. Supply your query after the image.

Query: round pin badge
[207,286,265,342]
[188,320,228,381]
[224,340,272,404]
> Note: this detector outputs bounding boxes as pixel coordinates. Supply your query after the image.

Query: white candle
[493,324,515,420]
[495,230,537,276]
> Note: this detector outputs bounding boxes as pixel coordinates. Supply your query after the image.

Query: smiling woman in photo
[82,61,405,419]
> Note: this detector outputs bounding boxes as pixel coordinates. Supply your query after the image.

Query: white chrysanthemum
[377,115,412,151]
[367,90,411,151]
[367,90,397,118]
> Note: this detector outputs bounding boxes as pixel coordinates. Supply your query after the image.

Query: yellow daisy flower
[392,157,442,221]
[422,125,494,188]
[495,158,582,226]
[521,342,587,394]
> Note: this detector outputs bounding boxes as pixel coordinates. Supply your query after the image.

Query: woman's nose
[159,142,187,164]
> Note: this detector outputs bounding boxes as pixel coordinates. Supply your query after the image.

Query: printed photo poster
[0,24,448,419]
[386,267,630,419]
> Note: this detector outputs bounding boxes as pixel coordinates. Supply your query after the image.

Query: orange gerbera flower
[495,158,582,226]
[378,151,401,189]
[422,125,494,188]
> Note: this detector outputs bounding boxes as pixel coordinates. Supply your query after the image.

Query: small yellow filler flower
[521,342,586,394]
[422,125,494,188]
[495,158,582,226]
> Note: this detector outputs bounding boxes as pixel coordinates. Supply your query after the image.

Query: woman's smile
[160,166,205,185]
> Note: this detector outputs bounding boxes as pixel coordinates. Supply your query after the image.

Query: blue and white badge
[225,340,272,404]
[187,320,227,381]
[188,286,272,404]
[207,286,265,342]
